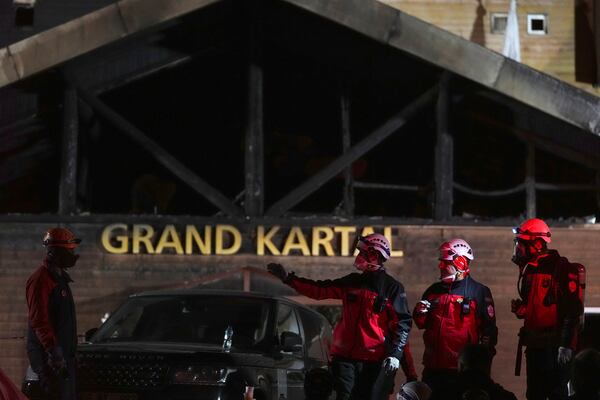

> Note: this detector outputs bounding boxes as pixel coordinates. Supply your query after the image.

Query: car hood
[78,342,278,368]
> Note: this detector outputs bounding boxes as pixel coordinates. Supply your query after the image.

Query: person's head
[461,389,490,400]
[354,233,391,272]
[511,218,551,267]
[303,368,333,400]
[458,344,492,375]
[397,381,432,400]
[43,227,81,269]
[571,348,600,395]
[438,239,473,283]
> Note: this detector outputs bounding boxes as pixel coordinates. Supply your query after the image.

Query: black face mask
[511,239,539,267]
[47,247,79,269]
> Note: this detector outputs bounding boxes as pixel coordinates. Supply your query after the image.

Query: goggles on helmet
[511,227,551,238]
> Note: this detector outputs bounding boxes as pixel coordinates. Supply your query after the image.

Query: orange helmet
[513,218,551,243]
[42,228,81,249]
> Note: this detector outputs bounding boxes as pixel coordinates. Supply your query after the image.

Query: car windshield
[91,295,272,350]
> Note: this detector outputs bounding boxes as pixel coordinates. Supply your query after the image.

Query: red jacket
[286,269,412,362]
[26,260,78,373]
[515,250,583,349]
[413,276,497,371]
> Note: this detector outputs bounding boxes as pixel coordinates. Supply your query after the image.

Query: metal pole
[58,78,78,215]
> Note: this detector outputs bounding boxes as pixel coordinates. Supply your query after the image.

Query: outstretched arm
[267,263,346,300]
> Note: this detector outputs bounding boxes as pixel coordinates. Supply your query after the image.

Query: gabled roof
[1,0,599,136]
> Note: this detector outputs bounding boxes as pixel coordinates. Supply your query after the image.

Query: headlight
[171,366,229,385]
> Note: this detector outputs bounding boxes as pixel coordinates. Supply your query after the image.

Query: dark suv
[23,289,333,400]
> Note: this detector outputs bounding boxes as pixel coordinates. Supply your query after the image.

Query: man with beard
[510,218,583,400]
[26,228,81,400]
[267,233,412,400]
[413,239,497,400]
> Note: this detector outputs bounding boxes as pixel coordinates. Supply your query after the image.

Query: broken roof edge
[0,0,598,136]
[282,0,600,136]
[0,0,220,89]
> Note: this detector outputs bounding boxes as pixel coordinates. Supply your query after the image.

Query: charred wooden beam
[476,91,600,168]
[78,88,243,217]
[244,1,264,217]
[466,109,600,170]
[354,181,421,192]
[340,87,354,216]
[526,142,536,218]
[266,86,437,217]
[58,78,79,215]
[434,72,452,221]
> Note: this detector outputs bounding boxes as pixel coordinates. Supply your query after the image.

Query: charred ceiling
[0,0,599,223]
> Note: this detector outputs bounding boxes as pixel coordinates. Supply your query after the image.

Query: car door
[274,302,305,400]
[298,308,329,371]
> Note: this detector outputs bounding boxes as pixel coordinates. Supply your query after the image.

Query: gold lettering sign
[100,224,404,257]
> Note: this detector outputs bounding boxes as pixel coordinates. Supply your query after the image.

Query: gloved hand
[383,356,400,375]
[47,346,66,373]
[557,346,573,366]
[414,300,431,315]
[267,263,287,281]
[510,299,526,319]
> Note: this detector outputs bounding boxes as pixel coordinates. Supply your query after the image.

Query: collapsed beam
[266,86,437,217]
[78,88,243,217]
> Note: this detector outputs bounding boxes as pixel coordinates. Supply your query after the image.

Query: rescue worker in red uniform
[510,218,583,400]
[267,233,413,400]
[413,239,497,400]
[26,228,82,400]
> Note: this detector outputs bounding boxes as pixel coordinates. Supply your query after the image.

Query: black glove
[267,263,288,281]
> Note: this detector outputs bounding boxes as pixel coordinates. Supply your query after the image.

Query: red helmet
[356,233,391,260]
[513,218,551,243]
[42,228,81,249]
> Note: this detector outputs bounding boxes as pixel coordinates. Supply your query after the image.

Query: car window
[299,308,325,361]
[91,295,271,350]
[277,303,300,340]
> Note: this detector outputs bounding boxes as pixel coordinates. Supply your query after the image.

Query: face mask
[48,247,79,269]
[512,239,533,267]
[354,250,381,272]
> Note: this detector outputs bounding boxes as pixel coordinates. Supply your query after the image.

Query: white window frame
[490,13,508,34]
[527,14,548,35]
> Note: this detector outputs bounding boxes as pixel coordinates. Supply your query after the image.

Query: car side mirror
[85,328,98,342]
[280,331,303,352]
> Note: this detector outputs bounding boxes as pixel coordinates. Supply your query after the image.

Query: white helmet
[439,238,474,261]
[356,233,391,260]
